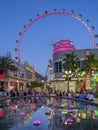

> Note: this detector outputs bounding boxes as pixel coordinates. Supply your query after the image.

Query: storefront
[7,77,25,91]
[51,79,77,93]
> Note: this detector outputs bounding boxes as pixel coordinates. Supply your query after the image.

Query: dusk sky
[0,0,98,75]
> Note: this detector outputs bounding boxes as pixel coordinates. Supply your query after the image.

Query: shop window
[54,62,62,73]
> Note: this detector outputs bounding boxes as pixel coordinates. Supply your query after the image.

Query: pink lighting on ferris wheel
[15,9,98,63]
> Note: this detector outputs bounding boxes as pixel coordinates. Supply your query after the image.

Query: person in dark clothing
[28,89,32,102]
[16,91,19,101]
[6,92,9,96]
[24,91,27,101]
[10,90,16,103]
[16,91,19,96]
[59,91,62,97]
[10,89,13,97]
[11,92,15,97]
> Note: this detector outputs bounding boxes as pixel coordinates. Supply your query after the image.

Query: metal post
[67,77,69,94]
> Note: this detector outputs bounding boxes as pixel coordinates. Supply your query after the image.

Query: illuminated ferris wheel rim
[15,9,98,63]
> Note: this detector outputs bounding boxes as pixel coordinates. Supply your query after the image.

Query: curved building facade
[53,40,76,78]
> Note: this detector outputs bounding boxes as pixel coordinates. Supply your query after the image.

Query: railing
[0,95,98,106]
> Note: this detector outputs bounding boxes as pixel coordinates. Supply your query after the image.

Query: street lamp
[65,71,72,94]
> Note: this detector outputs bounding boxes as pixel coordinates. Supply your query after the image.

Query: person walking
[80,92,85,100]
[86,91,95,101]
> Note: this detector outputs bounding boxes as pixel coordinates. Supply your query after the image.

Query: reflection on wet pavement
[0,97,98,130]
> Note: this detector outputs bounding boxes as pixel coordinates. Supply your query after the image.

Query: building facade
[0,59,47,93]
[0,60,36,92]
[49,40,98,92]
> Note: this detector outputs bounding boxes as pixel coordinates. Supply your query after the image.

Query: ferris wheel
[15,9,98,76]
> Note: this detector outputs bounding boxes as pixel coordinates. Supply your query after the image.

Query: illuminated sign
[0,74,5,79]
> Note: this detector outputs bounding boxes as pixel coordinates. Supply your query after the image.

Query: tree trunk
[78,72,91,93]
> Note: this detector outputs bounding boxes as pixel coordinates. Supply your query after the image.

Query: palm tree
[84,53,98,72]
[0,52,17,89]
[62,51,80,93]
[63,51,98,93]
[80,53,98,92]
[62,51,79,72]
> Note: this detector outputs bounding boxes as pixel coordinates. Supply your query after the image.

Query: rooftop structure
[53,40,76,53]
